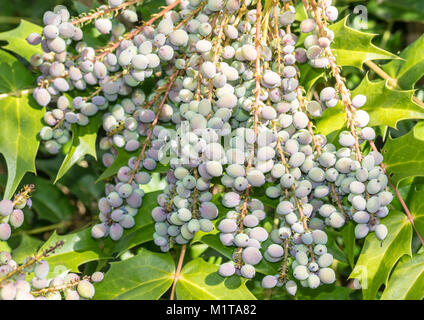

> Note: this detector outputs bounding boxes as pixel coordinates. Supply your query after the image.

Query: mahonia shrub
[0,0,424,300]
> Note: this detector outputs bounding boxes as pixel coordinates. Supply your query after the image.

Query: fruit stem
[31,276,89,296]
[71,0,145,26]
[170,244,186,300]
[306,0,363,162]
[13,221,72,236]
[0,241,64,284]
[174,1,207,30]
[128,69,180,183]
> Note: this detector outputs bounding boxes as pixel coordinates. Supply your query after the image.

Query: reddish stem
[170,244,186,300]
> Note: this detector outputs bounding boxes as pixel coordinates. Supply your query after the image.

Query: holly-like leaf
[0,50,43,200]
[349,210,412,300]
[316,76,424,136]
[329,17,398,69]
[176,258,256,300]
[55,114,102,183]
[381,252,424,300]
[94,249,175,300]
[0,20,42,61]
[382,122,424,187]
[40,228,109,276]
[383,34,424,90]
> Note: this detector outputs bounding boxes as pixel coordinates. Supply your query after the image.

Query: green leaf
[40,228,109,276]
[96,148,138,183]
[325,228,348,264]
[295,1,308,22]
[406,188,424,240]
[350,210,412,300]
[12,235,43,264]
[381,252,424,300]
[0,20,42,61]
[342,222,356,268]
[176,258,256,300]
[316,76,424,135]
[0,50,43,200]
[383,34,424,89]
[329,17,397,69]
[298,63,325,92]
[55,114,101,183]
[94,249,175,300]
[297,285,352,300]
[28,176,74,223]
[382,122,424,187]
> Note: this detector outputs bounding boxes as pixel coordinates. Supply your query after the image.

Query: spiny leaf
[55,114,102,183]
[381,252,424,300]
[350,210,412,300]
[382,122,424,187]
[0,20,42,61]
[383,33,424,89]
[316,76,424,136]
[329,17,398,69]
[94,248,175,300]
[0,50,43,200]
[176,258,256,300]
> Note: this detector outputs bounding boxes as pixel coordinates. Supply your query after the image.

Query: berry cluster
[0,243,103,300]
[26,0,394,297]
[0,185,34,241]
